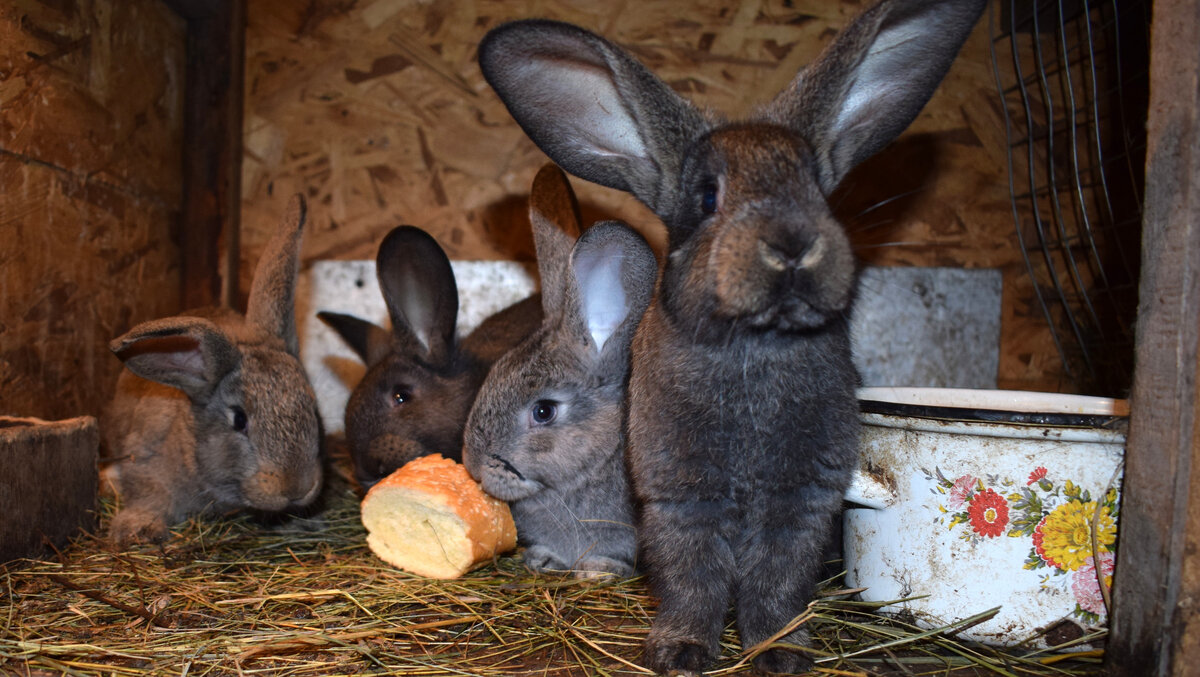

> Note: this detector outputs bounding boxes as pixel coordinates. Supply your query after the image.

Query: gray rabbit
[103,195,322,547]
[462,164,656,578]
[478,0,985,672]
[318,226,542,490]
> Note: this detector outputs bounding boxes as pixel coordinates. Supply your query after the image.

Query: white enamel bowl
[843,387,1127,648]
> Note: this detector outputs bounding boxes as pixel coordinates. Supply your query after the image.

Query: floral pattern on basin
[924,465,1120,625]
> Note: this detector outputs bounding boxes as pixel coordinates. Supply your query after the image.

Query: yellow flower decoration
[1033,500,1116,571]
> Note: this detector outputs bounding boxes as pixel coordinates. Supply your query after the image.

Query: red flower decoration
[1027,466,1048,486]
[968,488,1010,538]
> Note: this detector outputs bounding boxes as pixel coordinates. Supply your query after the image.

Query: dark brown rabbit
[318,226,541,490]
[103,195,322,546]
[478,0,985,673]
[462,165,656,578]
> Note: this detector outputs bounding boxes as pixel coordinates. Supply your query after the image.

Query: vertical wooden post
[1106,0,1200,673]
[168,0,245,310]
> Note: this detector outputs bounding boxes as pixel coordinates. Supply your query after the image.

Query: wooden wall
[0,0,185,420]
[240,0,1081,393]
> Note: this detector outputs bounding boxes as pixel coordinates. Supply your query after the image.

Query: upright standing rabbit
[318,226,542,490]
[479,0,985,672]
[463,164,656,577]
[103,195,322,547]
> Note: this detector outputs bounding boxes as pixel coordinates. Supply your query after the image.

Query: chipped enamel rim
[856,387,1129,417]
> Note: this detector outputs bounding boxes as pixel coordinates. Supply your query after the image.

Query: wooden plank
[177,0,246,309]
[0,0,185,208]
[0,157,181,420]
[1106,0,1200,672]
[161,0,225,20]
[0,416,98,562]
[0,0,185,422]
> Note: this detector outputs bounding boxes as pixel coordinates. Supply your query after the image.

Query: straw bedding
[1,447,1105,676]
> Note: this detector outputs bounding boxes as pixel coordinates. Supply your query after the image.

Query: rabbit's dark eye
[530,400,558,426]
[700,182,719,215]
[230,406,248,433]
[391,386,411,407]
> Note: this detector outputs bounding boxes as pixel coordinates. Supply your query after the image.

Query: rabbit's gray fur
[318,226,542,490]
[478,0,985,672]
[103,195,322,547]
[463,165,656,578]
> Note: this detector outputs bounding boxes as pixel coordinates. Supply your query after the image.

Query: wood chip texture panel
[242,0,1072,392]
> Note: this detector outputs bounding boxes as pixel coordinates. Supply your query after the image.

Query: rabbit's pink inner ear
[480,20,708,215]
[568,221,656,361]
[520,59,648,162]
[374,225,459,367]
[116,336,218,396]
[572,241,628,353]
[766,0,986,192]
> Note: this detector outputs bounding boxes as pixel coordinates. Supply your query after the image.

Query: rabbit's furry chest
[627,304,860,504]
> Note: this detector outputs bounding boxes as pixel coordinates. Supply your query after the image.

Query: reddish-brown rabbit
[104,196,322,546]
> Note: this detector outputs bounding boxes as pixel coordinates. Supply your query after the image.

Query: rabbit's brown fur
[103,196,322,547]
[319,226,542,490]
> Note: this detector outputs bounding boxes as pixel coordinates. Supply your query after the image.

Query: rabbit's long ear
[316,311,392,367]
[529,164,582,319]
[567,221,656,370]
[375,226,458,367]
[247,194,306,355]
[480,20,709,214]
[765,0,986,193]
[111,317,241,401]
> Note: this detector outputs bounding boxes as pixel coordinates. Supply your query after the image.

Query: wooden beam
[1106,0,1200,673]
[174,0,245,310]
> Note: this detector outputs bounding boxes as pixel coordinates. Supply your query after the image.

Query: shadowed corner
[832,131,949,260]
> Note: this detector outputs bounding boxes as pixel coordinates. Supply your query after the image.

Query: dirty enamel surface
[843,388,1126,648]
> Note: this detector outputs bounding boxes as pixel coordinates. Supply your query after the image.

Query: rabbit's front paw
[522,545,570,573]
[643,635,713,676]
[751,647,813,675]
[574,556,634,579]
[108,508,168,547]
[748,626,812,675]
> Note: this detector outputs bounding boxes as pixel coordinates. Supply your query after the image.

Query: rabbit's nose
[757,236,824,272]
[294,471,322,506]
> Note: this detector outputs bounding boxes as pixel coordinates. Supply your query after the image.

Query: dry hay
[2,450,1105,676]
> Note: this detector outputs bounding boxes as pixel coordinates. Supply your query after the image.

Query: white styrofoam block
[851,267,1001,390]
[298,263,1000,435]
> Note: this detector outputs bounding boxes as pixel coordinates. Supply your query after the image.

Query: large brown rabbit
[478,0,986,673]
[103,195,322,547]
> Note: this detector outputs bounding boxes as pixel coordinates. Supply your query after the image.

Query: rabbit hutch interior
[1,0,1193,674]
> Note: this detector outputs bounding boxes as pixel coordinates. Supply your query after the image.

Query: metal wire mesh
[991,0,1149,396]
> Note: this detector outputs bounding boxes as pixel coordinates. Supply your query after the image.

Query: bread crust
[361,454,517,578]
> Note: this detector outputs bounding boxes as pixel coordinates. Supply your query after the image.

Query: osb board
[0,0,185,421]
[241,0,1073,393]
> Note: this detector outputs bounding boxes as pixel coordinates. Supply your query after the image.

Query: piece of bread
[361,454,517,578]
